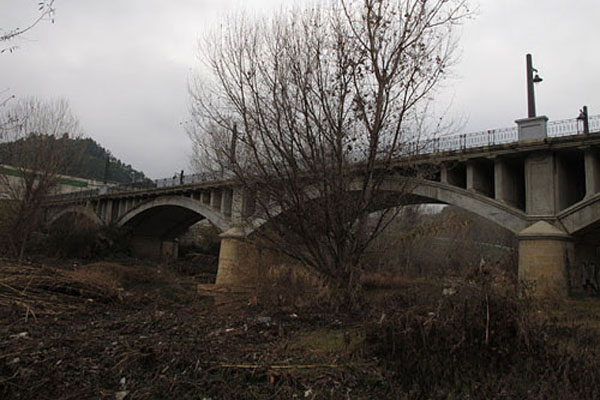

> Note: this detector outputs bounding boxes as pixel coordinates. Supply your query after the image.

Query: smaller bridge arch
[48,205,103,227]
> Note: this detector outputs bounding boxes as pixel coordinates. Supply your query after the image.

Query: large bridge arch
[246,177,529,235]
[404,179,529,234]
[558,193,600,235]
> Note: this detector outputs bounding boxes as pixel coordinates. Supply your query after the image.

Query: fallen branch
[218,363,371,370]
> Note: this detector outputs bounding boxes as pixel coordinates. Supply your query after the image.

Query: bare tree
[188,0,470,304]
[1,0,56,54]
[0,97,82,263]
[1,1,57,106]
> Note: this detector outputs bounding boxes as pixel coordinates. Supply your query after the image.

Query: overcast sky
[1,0,599,179]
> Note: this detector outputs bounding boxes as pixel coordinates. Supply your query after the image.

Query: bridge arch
[48,205,103,227]
[117,196,231,259]
[117,196,230,232]
[405,179,528,234]
[246,177,529,235]
[558,193,600,235]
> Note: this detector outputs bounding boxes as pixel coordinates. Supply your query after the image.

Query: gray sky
[1,0,599,179]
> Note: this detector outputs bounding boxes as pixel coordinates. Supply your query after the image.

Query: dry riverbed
[2,260,600,399]
[0,261,384,399]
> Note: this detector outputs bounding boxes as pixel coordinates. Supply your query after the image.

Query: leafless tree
[1,0,56,54]
[1,1,57,107]
[0,97,82,263]
[188,0,470,304]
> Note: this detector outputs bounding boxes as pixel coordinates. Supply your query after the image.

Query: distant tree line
[0,135,151,185]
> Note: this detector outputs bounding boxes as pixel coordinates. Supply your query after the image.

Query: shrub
[364,271,600,399]
[44,216,131,260]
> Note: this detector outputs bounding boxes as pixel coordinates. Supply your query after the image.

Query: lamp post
[526,54,543,118]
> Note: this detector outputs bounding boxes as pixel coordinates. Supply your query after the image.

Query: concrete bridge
[43,115,600,296]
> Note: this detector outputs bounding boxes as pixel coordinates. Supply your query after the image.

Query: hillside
[0,136,150,185]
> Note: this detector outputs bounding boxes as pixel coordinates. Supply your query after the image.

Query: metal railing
[154,170,226,188]
[45,114,600,203]
[548,115,600,137]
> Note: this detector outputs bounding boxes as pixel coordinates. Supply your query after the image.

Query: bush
[44,216,131,260]
[363,272,600,399]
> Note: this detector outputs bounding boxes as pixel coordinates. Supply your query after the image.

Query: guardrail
[45,114,599,203]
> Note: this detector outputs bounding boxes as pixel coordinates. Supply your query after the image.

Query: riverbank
[1,260,600,399]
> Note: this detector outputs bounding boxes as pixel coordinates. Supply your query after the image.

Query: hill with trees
[0,135,150,185]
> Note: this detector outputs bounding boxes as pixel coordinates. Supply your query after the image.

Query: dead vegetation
[2,258,600,399]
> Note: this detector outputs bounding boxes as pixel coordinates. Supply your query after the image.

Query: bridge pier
[215,227,260,291]
[213,227,302,301]
[518,221,573,296]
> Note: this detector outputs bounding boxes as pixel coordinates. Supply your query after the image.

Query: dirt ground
[4,259,600,399]
[0,260,383,400]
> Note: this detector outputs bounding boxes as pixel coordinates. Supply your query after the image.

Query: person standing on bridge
[180,170,184,184]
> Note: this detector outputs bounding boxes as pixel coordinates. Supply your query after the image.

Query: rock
[115,391,128,400]
[442,287,457,296]
[10,332,29,339]
[254,316,271,324]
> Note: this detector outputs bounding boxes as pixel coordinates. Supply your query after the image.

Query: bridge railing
[44,170,230,203]
[44,114,600,203]
[154,170,226,188]
[547,115,600,137]
[419,114,600,155]
[44,188,100,203]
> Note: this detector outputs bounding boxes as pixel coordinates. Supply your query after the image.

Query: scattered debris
[115,391,128,400]
[442,287,457,296]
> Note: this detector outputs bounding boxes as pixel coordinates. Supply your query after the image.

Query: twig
[0,281,23,295]
[485,292,490,346]
[18,300,37,322]
[218,363,368,370]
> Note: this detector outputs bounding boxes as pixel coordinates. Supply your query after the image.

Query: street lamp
[526,54,543,118]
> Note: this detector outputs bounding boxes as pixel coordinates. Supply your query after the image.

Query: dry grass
[65,262,156,298]
[259,263,330,309]
[360,271,429,289]
[0,261,194,322]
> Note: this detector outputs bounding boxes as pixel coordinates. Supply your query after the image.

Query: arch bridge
[44,116,600,296]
